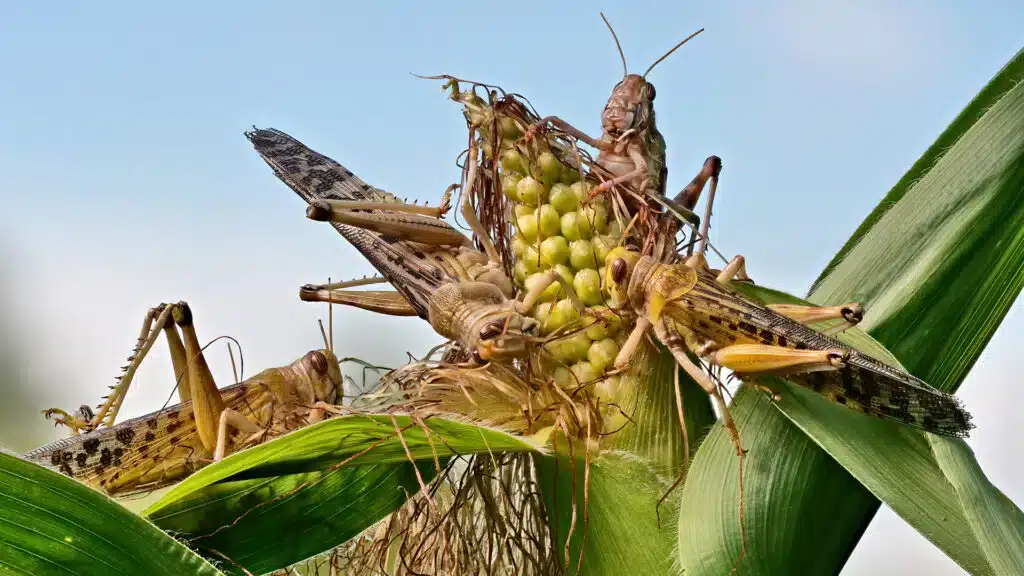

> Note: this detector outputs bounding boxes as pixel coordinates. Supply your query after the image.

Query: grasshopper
[247,128,582,363]
[603,248,974,450]
[523,13,727,261]
[23,301,343,496]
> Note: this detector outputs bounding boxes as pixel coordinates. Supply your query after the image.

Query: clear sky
[1,1,1021,573]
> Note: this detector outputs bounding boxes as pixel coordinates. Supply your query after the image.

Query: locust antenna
[643,28,704,79]
[600,12,628,77]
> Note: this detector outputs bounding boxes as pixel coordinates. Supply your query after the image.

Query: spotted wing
[246,127,449,318]
[22,382,272,496]
[663,270,974,438]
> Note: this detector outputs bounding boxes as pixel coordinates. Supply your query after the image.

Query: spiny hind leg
[305,188,466,248]
[44,303,195,433]
[675,156,722,257]
[767,302,864,335]
[708,343,848,404]
[305,189,451,221]
[299,276,418,317]
[708,343,848,376]
[674,156,722,211]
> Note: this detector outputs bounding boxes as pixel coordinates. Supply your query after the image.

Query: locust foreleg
[523,116,613,152]
[588,145,649,200]
[653,321,744,457]
[515,268,585,314]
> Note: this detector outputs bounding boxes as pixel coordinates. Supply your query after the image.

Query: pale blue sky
[1,2,1021,574]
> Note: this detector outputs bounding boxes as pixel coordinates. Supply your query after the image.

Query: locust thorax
[427,283,539,362]
[601,74,656,140]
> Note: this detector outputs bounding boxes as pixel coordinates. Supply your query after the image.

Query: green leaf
[144,415,543,575]
[534,451,677,575]
[677,48,1024,574]
[0,452,223,576]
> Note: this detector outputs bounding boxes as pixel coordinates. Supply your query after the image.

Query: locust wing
[246,128,449,318]
[663,270,973,438]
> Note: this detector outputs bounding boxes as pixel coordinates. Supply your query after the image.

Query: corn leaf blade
[0,452,223,576]
[144,415,543,575]
[676,48,1024,575]
[534,451,677,575]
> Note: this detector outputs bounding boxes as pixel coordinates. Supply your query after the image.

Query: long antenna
[643,28,704,78]
[600,12,628,77]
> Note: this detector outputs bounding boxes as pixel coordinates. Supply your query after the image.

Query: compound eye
[647,83,656,101]
[523,320,539,336]
[479,321,503,341]
[611,258,628,284]
[307,350,329,374]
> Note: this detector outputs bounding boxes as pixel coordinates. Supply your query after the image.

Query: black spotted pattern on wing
[21,381,273,496]
[246,128,449,318]
[665,269,973,438]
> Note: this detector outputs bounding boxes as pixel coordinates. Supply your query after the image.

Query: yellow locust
[604,247,974,451]
[23,302,343,496]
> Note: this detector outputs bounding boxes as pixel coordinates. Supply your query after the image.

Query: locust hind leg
[44,303,193,433]
[305,187,468,248]
[674,156,722,212]
[706,343,848,405]
[299,276,419,317]
[767,302,864,335]
[708,344,847,376]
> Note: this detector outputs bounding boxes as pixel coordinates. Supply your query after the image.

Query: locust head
[427,282,539,363]
[602,74,656,140]
[604,246,643,305]
[469,311,540,363]
[292,349,344,405]
[597,13,703,140]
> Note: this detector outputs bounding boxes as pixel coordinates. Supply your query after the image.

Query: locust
[602,247,975,452]
[22,301,343,496]
[247,128,582,363]
[523,13,730,263]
